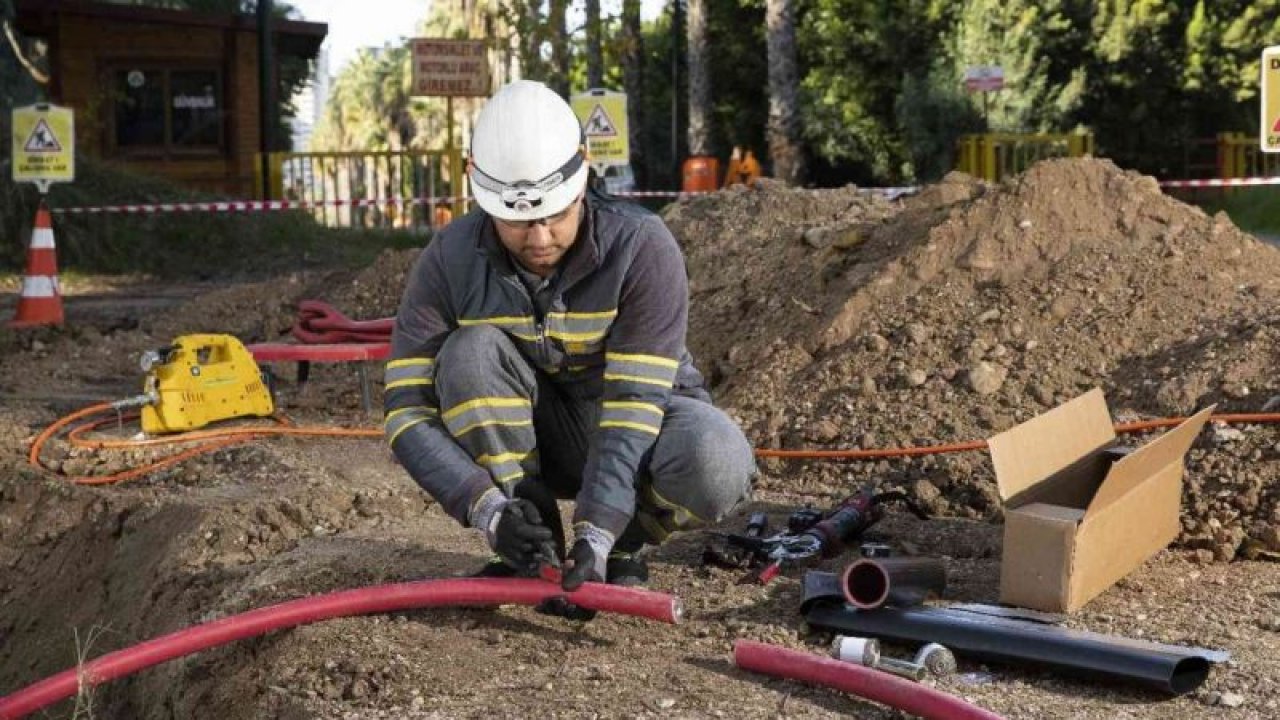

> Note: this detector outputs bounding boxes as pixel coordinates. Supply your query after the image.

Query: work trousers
[434,325,755,547]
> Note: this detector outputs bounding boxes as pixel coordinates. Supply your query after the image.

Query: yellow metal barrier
[254,148,467,230]
[955,133,1094,182]
[1215,133,1280,179]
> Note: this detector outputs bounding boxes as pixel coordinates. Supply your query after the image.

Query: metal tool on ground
[874,656,927,681]
[859,542,893,558]
[701,511,768,568]
[831,634,946,682]
[704,485,930,584]
[915,643,958,676]
[117,334,274,434]
[830,635,880,666]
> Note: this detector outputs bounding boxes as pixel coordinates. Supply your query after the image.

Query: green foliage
[314,45,425,151]
[634,8,684,190]
[1192,187,1280,237]
[799,0,954,183]
[895,66,985,181]
[950,0,1089,133]
[707,0,768,156]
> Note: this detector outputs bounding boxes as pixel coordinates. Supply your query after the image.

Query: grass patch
[1189,186,1280,237]
[2,160,428,279]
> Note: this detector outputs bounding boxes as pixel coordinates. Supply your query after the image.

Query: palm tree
[547,0,571,97]
[686,0,712,157]
[766,0,805,184]
[585,0,603,89]
[621,0,644,185]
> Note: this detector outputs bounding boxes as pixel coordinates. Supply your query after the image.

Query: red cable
[0,578,682,720]
[734,640,1004,720]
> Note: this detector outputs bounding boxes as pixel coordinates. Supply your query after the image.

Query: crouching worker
[383,80,756,592]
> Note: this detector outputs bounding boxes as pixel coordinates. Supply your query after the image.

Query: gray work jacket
[383,189,706,537]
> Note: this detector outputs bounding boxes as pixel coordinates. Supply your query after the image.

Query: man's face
[492,194,584,277]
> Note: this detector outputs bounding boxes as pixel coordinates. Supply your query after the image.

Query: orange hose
[69,438,250,486]
[28,404,379,486]
[29,403,1280,486]
[64,414,377,449]
[26,401,114,468]
[753,412,1280,459]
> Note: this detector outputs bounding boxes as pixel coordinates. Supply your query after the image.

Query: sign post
[12,103,75,194]
[1262,46,1280,153]
[963,66,1004,130]
[10,104,73,327]
[570,89,630,174]
[410,38,491,217]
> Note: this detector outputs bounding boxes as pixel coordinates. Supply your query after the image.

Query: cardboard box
[988,388,1213,613]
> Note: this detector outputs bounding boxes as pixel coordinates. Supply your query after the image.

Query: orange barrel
[682,156,721,193]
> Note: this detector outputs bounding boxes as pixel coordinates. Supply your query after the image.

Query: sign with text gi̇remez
[411,39,490,97]
[1262,46,1280,153]
[570,89,630,167]
[12,104,75,186]
[963,66,1005,93]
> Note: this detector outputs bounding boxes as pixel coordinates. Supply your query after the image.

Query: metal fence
[955,133,1095,182]
[255,149,468,230]
[1216,133,1280,179]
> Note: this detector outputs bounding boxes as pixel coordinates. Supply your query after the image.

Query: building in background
[290,46,330,151]
[14,0,326,196]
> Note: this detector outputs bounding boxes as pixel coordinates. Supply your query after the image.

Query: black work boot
[470,555,521,578]
[605,519,653,586]
[605,552,649,587]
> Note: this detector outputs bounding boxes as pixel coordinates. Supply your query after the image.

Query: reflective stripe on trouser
[435,325,541,491]
[434,325,755,539]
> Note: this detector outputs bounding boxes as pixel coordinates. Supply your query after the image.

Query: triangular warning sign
[24,119,61,153]
[583,104,618,137]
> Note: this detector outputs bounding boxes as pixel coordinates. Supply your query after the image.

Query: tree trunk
[517,0,544,83]
[686,0,712,157]
[621,0,644,185]
[548,0,571,97]
[765,0,805,184]
[585,0,603,89]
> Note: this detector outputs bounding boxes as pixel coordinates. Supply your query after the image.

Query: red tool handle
[806,493,879,556]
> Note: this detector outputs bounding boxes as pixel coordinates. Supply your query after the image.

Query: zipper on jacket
[535,322,548,364]
[502,273,551,366]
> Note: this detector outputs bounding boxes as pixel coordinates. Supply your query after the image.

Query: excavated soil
[2,158,1279,719]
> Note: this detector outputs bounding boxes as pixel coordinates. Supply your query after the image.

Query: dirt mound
[666,158,1280,560]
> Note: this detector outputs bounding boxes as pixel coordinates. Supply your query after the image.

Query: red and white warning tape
[614,186,921,199]
[47,196,470,215]
[1159,176,1280,189]
[46,186,922,215]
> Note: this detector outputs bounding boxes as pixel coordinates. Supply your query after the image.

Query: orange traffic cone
[8,201,64,328]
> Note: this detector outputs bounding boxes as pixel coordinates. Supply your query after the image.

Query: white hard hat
[469,80,589,222]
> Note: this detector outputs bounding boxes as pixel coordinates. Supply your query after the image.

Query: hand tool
[704,485,930,584]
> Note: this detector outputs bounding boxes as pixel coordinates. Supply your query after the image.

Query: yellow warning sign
[12,104,75,185]
[571,90,630,166]
[1263,46,1280,153]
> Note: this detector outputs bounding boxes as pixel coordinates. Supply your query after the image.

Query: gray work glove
[561,523,614,591]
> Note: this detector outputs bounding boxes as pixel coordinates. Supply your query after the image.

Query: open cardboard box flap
[988,388,1115,509]
[1086,405,1215,516]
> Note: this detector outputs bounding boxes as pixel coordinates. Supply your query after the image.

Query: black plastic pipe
[805,600,1222,695]
[841,556,946,609]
